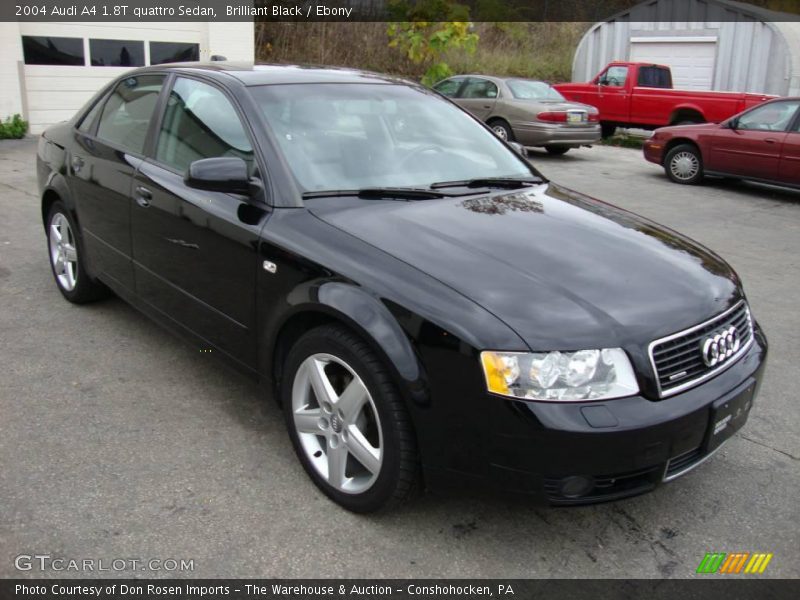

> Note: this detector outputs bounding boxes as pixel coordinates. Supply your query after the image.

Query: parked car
[433,75,600,154]
[38,63,766,512]
[644,97,800,187]
[555,62,775,138]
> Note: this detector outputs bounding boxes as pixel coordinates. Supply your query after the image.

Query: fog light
[560,475,594,498]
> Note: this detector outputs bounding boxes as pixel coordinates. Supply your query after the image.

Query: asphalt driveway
[1,139,798,578]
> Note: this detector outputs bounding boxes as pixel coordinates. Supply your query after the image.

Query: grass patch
[600,133,647,149]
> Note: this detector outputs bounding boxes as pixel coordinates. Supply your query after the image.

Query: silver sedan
[433,75,601,154]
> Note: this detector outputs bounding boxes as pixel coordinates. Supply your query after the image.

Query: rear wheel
[282,324,419,512]
[544,145,570,155]
[664,143,704,185]
[600,122,616,138]
[46,202,109,303]
[488,119,514,142]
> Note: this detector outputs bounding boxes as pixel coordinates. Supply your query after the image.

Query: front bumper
[422,326,767,505]
[511,121,601,147]
[643,138,665,165]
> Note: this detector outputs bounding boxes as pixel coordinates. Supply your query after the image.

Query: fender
[263,279,429,406]
[670,103,706,123]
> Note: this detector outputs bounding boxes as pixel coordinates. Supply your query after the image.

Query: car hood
[655,122,721,135]
[308,183,741,350]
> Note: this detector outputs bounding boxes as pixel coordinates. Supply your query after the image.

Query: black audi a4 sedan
[37,63,767,512]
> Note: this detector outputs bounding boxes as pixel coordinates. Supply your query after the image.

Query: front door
[706,101,799,180]
[595,65,630,123]
[131,76,269,369]
[69,74,165,292]
[778,111,800,186]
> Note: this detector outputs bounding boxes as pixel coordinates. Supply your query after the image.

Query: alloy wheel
[291,353,383,494]
[49,213,78,291]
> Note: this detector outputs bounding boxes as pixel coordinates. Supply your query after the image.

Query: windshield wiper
[430,177,543,190]
[303,187,446,200]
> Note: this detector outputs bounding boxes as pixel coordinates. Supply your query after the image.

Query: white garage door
[630,37,717,91]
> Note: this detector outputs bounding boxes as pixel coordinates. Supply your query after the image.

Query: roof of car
[128,61,417,87]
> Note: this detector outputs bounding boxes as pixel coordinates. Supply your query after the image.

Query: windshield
[506,80,565,102]
[249,83,533,192]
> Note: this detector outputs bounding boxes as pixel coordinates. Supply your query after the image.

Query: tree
[387,0,479,85]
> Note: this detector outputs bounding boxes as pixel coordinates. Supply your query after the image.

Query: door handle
[764,138,777,144]
[482,105,492,109]
[134,186,152,207]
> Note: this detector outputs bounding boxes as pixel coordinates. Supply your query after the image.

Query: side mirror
[508,141,528,157]
[185,157,250,195]
[726,118,739,130]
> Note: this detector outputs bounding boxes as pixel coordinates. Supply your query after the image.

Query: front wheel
[46,202,109,303]
[282,325,419,512]
[544,145,570,155]
[664,143,704,185]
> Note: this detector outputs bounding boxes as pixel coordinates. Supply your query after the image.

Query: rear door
[706,101,799,180]
[455,77,499,120]
[778,108,800,186]
[69,74,165,292]
[131,75,268,368]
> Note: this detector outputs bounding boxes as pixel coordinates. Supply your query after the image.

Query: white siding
[0,23,24,119]
[571,0,797,97]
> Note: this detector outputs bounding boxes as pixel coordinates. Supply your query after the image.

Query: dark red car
[644,97,800,188]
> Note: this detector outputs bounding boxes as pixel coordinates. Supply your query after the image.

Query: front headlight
[480,349,639,401]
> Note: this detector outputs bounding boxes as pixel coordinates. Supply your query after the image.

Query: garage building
[571,0,800,96]
[0,21,255,134]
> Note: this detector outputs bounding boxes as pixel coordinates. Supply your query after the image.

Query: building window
[22,36,84,66]
[89,39,145,67]
[150,41,200,65]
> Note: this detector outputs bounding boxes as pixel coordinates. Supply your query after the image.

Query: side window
[77,96,105,134]
[433,78,463,98]
[600,66,629,87]
[638,66,671,88]
[96,75,165,154]
[155,77,254,173]
[737,101,800,132]
[461,78,499,99]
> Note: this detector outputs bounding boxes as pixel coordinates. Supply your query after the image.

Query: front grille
[649,301,753,397]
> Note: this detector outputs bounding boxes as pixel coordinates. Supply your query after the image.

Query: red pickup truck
[554,62,775,138]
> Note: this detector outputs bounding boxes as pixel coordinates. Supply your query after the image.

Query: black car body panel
[36,63,767,505]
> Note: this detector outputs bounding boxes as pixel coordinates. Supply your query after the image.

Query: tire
[488,119,514,142]
[544,145,570,155]
[46,202,110,303]
[600,123,616,138]
[282,324,419,513]
[664,143,704,185]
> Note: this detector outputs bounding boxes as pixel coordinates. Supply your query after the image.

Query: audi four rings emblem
[701,326,740,367]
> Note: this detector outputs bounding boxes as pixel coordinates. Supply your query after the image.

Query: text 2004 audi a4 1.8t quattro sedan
[37,63,767,512]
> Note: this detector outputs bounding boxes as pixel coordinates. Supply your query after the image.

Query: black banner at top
[2,0,800,22]
[2,579,800,600]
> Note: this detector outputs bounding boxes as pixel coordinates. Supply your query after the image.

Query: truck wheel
[664,144,704,185]
[600,123,616,138]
